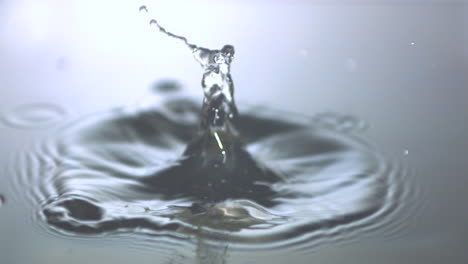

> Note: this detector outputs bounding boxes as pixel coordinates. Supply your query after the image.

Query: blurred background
[0,0,467,263]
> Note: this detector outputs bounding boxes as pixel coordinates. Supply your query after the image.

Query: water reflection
[194,230,229,264]
[9,93,408,252]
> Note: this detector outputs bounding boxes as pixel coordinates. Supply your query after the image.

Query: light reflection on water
[7,91,411,254]
[1,103,66,129]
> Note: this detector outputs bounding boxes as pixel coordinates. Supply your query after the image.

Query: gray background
[1,0,467,263]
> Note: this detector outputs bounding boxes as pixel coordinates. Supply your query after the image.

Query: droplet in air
[152,80,182,93]
[404,150,409,155]
[410,42,415,46]
[139,5,148,13]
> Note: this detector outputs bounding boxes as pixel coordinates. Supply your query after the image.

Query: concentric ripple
[10,95,409,250]
[1,103,66,129]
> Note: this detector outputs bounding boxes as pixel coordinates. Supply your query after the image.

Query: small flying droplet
[404,150,409,155]
[139,5,148,13]
[153,80,182,93]
[410,42,415,46]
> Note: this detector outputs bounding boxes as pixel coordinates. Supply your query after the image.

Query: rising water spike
[141,6,238,136]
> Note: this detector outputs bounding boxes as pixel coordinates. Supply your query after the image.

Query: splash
[142,6,238,136]
[7,6,410,253]
[135,6,283,203]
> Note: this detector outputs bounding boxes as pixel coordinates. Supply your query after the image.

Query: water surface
[10,91,408,251]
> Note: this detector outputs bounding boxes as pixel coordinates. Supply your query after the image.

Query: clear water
[1,1,467,264]
[1,103,66,129]
[6,6,410,253]
[9,91,408,250]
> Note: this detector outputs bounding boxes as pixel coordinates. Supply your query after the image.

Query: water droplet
[139,5,148,13]
[1,103,66,129]
[404,150,409,155]
[152,80,182,93]
[0,195,5,207]
[149,19,157,26]
[410,42,415,46]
